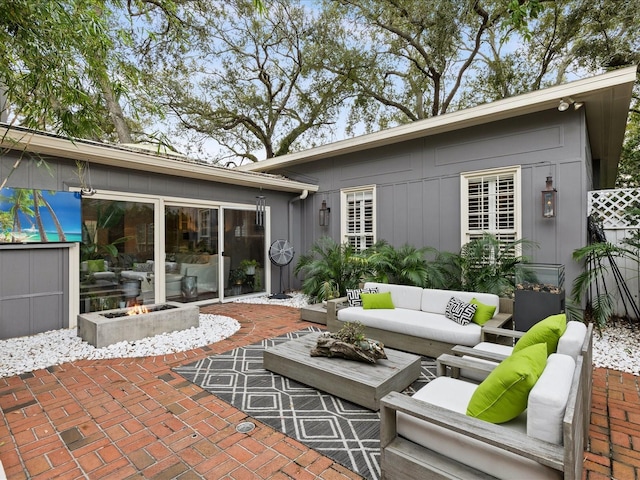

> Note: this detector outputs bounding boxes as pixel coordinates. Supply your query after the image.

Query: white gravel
[1,291,636,378]
[0,314,240,378]
[591,322,640,376]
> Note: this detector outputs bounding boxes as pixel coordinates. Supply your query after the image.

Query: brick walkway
[0,303,638,479]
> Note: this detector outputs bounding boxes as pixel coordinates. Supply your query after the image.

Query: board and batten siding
[282,108,590,292]
[0,244,71,339]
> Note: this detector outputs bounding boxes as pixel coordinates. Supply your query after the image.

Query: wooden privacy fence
[587,188,640,318]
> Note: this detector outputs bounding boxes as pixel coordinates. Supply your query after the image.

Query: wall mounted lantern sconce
[542,176,557,218]
[255,195,266,227]
[319,200,331,227]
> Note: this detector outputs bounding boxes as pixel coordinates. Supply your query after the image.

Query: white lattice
[588,188,640,229]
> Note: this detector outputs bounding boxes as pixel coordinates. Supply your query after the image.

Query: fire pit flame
[126,304,150,316]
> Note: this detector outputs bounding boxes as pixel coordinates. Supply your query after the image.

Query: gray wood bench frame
[326,296,514,359]
[379,354,586,480]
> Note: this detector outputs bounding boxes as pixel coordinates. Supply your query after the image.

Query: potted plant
[229,268,247,295]
[240,259,260,275]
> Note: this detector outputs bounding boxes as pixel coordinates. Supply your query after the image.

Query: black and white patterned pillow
[346,287,379,307]
[444,297,477,325]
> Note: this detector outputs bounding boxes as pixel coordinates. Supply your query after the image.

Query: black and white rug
[173,327,437,480]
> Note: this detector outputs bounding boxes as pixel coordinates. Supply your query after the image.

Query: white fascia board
[0,126,318,194]
[238,66,638,173]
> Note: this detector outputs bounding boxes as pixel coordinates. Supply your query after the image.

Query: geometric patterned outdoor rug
[173,327,437,480]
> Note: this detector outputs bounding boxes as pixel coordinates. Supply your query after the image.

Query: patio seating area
[0,302,638,479]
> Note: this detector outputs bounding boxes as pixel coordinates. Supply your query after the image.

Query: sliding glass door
[80,197,156,312]
[164,206,222,303]
[223,209,265,298]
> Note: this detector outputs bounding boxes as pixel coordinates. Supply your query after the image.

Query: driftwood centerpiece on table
[310,322,387,364]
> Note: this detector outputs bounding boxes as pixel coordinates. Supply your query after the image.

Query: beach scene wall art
[0,188,82,243]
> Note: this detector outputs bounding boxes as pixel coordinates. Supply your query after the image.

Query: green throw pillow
[466,342,547,424]
[86,259,105,273]
[470,298,496,326]
[361,292,395,310]
[512,313,567,356]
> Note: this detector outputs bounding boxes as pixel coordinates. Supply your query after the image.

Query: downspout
[287,189,309,289]
[288,189,309,246]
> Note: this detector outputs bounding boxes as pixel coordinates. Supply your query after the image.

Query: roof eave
[0,126,318,194]
[237,66,638,182]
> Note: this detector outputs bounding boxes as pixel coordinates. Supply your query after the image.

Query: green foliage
[294,233,535,303]
[570,240,639,328]
[365,241,447,288]
[229,268,247,285]
[335,321,366,345]
[143,0,354,162]
[452,234,537,297]
[293,237,368,303]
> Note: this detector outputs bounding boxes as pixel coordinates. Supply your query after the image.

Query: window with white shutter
[341,186,376,251]
[461,167,521,245]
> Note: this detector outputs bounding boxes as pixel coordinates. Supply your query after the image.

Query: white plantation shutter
[342,187,376,251]
[462,167,520,245]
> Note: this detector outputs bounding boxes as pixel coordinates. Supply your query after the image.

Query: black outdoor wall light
[542,175,557,218]
[319,200,331,227]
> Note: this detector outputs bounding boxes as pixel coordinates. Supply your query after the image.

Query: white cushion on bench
[419,288,500,316]
[398,377,560,479]
[363,282,423,310]
[528,353,576,444]
[557,321,588,360]
[337,308,482,346]
[461,341,514,382]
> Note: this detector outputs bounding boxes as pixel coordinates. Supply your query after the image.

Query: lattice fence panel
[588,188,640,229]
[587,188,640,318]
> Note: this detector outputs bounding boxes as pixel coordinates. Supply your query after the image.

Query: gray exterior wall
[0,244,70,339]
[279,108,591,293]
[0,150,304,334]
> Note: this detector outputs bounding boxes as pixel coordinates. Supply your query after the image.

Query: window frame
[460,166,522,246]
[341,185,376,252]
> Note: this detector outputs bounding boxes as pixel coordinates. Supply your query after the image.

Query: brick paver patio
[0,302,638,479]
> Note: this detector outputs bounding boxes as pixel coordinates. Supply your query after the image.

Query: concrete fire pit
[77,302,200,348]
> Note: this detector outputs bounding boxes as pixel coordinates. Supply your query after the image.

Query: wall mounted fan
[268,239,294,299]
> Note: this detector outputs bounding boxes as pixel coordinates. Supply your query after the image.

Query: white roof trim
[0,125,318,194]
[237,66,637,179]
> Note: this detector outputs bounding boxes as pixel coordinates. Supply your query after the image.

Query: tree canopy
[1,0,638,179]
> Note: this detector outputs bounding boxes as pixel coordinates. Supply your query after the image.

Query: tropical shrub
[293,237,368,303]
[448,233,537,297]
[364,241,448,288]
[570,241,639,328]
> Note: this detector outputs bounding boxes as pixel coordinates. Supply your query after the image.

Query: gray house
[0,66,636,339]
[239,65,637,298]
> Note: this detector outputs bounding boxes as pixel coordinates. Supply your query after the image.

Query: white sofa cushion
[461,341,514,382]
[557,321,587,360]
[421,288,500,316]
[527,353,576,444]
[337,308,482,346]
[397,377,559,479]
[363,282,423,310]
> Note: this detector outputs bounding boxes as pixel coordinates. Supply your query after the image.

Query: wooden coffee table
[263,332,421,411]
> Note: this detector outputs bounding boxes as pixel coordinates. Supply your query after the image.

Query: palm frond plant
[570,241,639,328]
[455,233,537,297]
[293,237,369,303]
[365,241,446,288]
